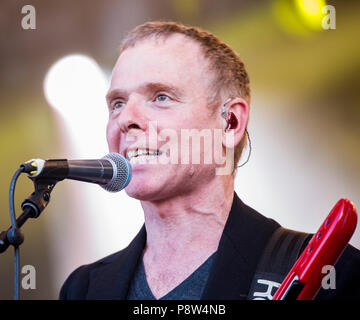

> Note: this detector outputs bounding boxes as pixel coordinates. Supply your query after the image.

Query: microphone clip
[0,174,58,255]
[21,178,58,219]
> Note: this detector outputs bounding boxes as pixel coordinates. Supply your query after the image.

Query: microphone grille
[101,153,132,192]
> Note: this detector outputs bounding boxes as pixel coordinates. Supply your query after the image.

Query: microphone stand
[0,175,59,299]
[0,177,58,254]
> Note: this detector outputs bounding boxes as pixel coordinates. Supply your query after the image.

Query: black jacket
[59,193,360,300]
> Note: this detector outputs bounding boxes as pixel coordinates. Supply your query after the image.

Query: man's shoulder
[59,248,127,300]
[223,193,281,248]
[59,224,147,300]
[233,195,360,300]
[315,243,360,300]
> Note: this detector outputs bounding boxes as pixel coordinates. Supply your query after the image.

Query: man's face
[106,34,222,201]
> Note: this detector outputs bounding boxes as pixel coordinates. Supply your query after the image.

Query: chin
[124,181,165,202]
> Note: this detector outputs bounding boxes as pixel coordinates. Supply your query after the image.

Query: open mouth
[126,148,162,164]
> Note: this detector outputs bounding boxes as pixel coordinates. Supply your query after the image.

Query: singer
[59,21,360,300]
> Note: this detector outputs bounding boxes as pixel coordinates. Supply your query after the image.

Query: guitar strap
[247,227,310,300]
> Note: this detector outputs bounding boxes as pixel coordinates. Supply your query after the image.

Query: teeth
[127,150,137,159]
[129,154,159,164]
[138,149,146,156]
[126,148,161,161]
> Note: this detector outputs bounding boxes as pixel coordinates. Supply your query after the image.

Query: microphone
[21,153,132,192]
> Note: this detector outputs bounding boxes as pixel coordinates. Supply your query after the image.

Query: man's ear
[222,97,249,149]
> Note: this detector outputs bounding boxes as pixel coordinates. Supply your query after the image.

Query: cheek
[106,121,120,153]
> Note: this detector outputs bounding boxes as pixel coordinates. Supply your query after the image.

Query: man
[60,21,360,300]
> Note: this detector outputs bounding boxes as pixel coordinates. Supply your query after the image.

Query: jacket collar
[86,192,279,299]
[86,225,146,299]
[201,192,279,299]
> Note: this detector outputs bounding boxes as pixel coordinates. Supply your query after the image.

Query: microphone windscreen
[101,153,132,192]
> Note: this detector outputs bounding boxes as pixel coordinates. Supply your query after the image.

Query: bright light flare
[43,54,109,156]
[273,0,328,35]
[296,0,327,30]
[44,54,108,121]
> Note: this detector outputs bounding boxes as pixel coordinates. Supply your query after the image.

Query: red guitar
[273,198,358,300]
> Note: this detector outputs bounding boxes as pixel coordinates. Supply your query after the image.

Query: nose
[118,96,147,134]
[106,96,147,153]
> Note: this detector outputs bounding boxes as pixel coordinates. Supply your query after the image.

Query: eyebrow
[106,82,184,104]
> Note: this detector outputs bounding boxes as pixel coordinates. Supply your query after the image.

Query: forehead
[110,34,212,95]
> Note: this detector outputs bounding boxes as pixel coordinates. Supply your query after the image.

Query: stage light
[43,54,108,125]
[272,0,327,35]
[295,0,326,31]
[43,53,111,157]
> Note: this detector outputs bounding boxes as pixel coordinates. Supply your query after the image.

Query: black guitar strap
[247,227,310,300]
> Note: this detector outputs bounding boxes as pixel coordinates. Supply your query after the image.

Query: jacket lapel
[86,225,146,299]
[201,193,280,299]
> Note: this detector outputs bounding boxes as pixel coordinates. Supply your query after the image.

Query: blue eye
[155,94,170,102]
[113,101,125,110]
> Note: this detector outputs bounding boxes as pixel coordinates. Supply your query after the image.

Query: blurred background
[0,0,359,299]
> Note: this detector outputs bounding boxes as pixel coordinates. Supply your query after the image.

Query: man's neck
[139,175,234,299]
[140,176,234,262]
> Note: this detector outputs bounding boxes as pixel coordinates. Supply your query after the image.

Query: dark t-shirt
[127,252,216,300]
